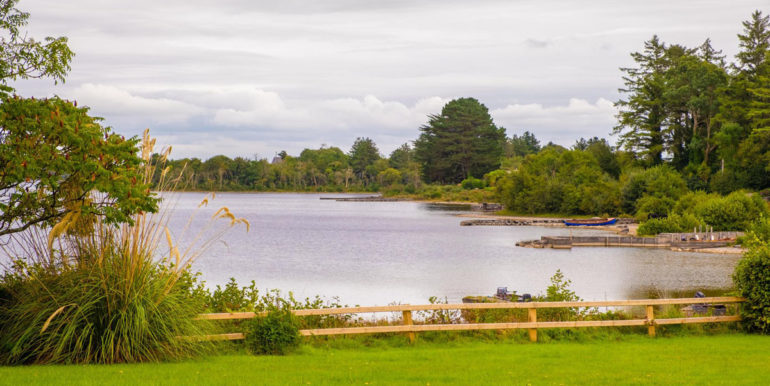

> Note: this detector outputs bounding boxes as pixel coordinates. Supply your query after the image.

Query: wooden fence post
[528,308,537,342]
[646,305,655,337]
[402,310,415,343]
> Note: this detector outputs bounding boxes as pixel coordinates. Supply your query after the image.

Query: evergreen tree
[507,131,541,157]
[414,98,506,184]
[614,36,670,165]
[736,10,770,76]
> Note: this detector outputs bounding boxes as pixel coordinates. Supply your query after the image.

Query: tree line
[159,11,770,227]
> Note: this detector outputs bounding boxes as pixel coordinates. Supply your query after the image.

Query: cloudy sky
[11,0,769,159]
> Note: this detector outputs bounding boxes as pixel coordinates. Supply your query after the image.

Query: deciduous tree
[0,97,157,237]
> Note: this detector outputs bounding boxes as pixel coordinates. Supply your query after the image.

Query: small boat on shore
[563,217,617,226]
[462,287,532,303]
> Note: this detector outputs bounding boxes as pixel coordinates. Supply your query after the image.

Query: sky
[10,0,770,160]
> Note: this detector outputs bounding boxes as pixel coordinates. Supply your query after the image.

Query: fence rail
[195,296,745,343]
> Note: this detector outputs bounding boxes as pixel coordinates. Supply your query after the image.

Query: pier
[516,232,743,250]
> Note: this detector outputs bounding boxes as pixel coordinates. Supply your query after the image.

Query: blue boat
[563,217,618,226]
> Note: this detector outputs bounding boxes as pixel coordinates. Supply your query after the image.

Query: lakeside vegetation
[157,11,770,237]
[1,0,770,376]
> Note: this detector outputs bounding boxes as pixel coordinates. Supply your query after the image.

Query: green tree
[0,97,157,236]
[415,97,506,183]
[662,49,728,173]
[735,10,770,76]
[0,0,73,94]
[497,148,621,215]
[506,131,540,157]
[614,36,670,165]
[388,143,414,170]
[349,137,380,182]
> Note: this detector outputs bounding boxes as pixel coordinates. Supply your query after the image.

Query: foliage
[636,189,768,234]
[0,0,73,94]
[735,10,770,75]
[692,191,769,230]
[0,248,211,364]
[0,132,247,364]
[637,213,703,236]
[199,278,351,330]
[349,137,381,183]
[620,165,688,215]
[460,177,484,190]
[614,35,669,165]
[415,97,506,183]
[0,96,157,237]
[497,148,621,215]
[738,216,770,248]
[533,270,584,321]
[733,243,770,333]
[245,308,300,355]
[506,131,540,157]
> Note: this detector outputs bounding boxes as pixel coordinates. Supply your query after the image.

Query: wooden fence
[195,297,744,343]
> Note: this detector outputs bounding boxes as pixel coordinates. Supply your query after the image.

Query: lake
[165,192,740,306]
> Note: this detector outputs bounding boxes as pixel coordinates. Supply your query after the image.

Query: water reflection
[162,193,740,306]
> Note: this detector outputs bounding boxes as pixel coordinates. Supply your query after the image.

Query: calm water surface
[166,192,740,306]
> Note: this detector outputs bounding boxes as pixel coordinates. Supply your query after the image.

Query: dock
[516,232,743,250]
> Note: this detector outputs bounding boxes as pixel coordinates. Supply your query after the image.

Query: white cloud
[492,98,618,143]
[71,83,204,125]
[10,0,768,157]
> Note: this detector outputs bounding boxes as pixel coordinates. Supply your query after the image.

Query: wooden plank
[185,333,246,341]
[195,312,260,320]
[654,315,741,325]
[528,308,537,342]
[300,319,649,336]
[196,297,745,320]
[402,310,415,343]
[187,315,741,340]
[646,305,655,337]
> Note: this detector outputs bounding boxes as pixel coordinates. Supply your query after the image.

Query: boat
[563,217,618,226]
[462,287,532,303]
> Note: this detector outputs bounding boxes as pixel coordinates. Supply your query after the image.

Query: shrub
[534,270,583,321]
[461,177,485,190]
[733,244,770,333]
[245,308,301,355]
[634,195,676,221]
[637,213,703,236]
[0,131,247,364]
[0,251,210,364]
[739,217,770,248]
[693,191,769,231]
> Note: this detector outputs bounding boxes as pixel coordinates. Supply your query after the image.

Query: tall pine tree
[414,98,506,183]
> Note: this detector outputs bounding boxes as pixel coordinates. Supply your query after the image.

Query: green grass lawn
[1,334,768,385]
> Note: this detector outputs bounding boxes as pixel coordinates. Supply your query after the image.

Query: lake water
[166,192,740,306]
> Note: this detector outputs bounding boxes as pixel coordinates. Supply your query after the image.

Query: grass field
[1,334,768,385]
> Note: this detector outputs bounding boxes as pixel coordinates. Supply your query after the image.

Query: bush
[733,244,770,333]
[0,131,246,364]
[637,213,703,236]
[460,177,485,190]
[0,228,213,364]
[245,308,301,355]
[534,270,583,321]
[693,191,769,231]
[739,217,770,248]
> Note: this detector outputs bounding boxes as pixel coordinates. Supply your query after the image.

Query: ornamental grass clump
[0,130,248,364]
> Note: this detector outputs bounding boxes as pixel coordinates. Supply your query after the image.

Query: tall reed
[0,130,248,364]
